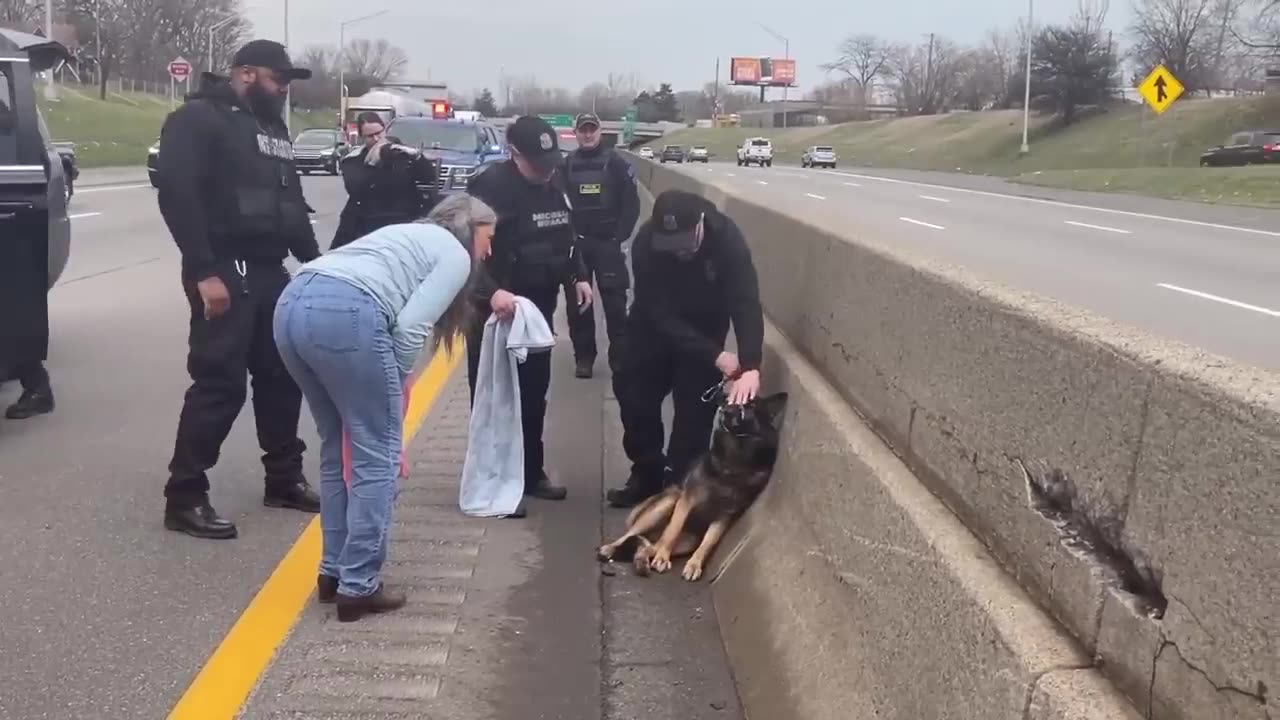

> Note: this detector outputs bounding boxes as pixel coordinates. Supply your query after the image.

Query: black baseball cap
[575,113,601,130]
[506,115,561,175]
[231,39,312,80]
[650,190,706,254]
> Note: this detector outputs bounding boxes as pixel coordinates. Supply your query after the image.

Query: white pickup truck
[737,137,773,167]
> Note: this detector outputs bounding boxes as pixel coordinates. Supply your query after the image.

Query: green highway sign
[623,106,637,142]
[539,113,574,128]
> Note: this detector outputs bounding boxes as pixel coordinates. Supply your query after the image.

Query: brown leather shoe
[335,585,407,622]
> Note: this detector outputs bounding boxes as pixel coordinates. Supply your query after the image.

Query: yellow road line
[166,344,464,720]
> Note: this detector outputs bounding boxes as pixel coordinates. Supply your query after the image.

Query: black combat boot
[5,386,54,419]
[574,356,594,379]
[606,472,663,508]
[264,477,321,513]
[525,471,567,501]
[164,498,238,540]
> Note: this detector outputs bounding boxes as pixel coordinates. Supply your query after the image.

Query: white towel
[459,296,556,517]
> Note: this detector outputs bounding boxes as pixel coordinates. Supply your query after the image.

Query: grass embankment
[37,84,336,168]
[652,95,1280,208]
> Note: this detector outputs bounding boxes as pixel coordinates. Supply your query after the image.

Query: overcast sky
[242,0,1134,97]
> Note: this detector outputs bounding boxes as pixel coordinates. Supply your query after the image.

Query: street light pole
[208,16,236,75]
[283,0,291,137]
[1020,0,1034,155]
[338,10,389,132]
[43,0,57,98]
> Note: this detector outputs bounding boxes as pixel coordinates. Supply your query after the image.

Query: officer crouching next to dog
[465,115,594,502]
[560,112,640,378]
[330,111,439,250]
[155,40,322,539]
[606,189,764,508]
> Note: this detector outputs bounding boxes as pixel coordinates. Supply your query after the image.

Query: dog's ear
[757,392,789,422]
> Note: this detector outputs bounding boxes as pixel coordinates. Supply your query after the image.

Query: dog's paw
[596,544,615,563]
[649,551,672,574]
[681,559,704,582]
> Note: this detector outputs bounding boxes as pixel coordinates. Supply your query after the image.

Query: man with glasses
[560,113,639,379]
[155,39,323,539]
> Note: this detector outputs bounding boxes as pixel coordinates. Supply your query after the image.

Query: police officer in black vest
[156,40,322,539]
[466,115,594,504]
[607,190,765,508]
[560,113,640,378]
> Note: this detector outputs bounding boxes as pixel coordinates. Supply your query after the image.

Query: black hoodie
[156,72,320,282]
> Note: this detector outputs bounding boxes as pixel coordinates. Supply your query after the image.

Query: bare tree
[1129,0,1216,91]
[0,0,41,28]
[821,33,894,104]
[886,34,966,115]
[342,38,408,83]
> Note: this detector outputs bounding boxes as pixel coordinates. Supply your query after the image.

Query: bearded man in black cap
[155,39,323,539]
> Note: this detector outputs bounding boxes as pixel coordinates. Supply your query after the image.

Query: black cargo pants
[165,259,307,503]
[466,286,558,490]
[612,318,728,491]
[562,235,629,371]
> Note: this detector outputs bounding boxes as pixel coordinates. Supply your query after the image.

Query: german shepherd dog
[597,388,788,581]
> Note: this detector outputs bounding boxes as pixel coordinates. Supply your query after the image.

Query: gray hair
[420,193,497,249]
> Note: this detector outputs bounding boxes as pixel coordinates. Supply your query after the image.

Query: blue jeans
[273,272,404,598]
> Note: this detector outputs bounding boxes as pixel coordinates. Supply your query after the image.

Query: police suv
[384,116,507,198]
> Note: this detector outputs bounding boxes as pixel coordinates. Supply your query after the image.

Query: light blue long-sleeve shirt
[299,222,472,375]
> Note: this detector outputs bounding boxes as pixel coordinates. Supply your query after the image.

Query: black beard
[246,82,286,122]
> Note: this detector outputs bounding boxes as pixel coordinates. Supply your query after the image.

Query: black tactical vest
[508,178,577,291]
[564,149,616,238]
[206,104,311,261]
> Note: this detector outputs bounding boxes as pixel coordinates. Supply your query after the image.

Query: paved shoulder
[242,314,744,719]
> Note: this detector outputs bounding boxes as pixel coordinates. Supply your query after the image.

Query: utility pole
[923,32,935,115]
[283,0,291,137]
[1020,0,1034,154]
[712,56,720,124]
[43,0,57,99]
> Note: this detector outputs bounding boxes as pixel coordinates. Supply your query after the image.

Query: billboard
[730,57,797,87]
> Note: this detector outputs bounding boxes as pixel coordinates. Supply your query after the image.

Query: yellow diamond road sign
[1137,64,1184,114]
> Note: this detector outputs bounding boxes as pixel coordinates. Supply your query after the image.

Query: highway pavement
[670,161,1280,371]
[0,173,741,719]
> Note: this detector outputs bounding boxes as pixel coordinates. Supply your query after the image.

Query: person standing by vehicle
[606,190,764,508]
[465,115,594,502]
[274,194,493,621]
[155,40,322,539]
[560,113,640,379]
[331,112,439,250]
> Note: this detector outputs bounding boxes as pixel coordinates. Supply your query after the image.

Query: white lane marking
[920,195,951,203]
[832,170,1280,238]
[805,193,827,200]
[77,183,152,193]
[1156,283,1280,317]
[757,180,769,186]
[1065,220,1131,234]
[69,212,102,219]
[900,216,945,230]
[727,172,737,177]
[843,181,862,188]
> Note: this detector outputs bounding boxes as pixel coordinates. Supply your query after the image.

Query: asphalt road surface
[671,161,1280,371]
[0,173,742,720]
[0,176,345,720]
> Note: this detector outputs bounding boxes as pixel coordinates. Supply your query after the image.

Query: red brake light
[432,102,450,118]
[1264,143,1279,152]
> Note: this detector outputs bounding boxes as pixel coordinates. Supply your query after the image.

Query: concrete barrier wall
[630,158,1277,720]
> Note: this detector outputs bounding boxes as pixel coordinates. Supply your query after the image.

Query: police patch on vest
[579,183,602,195]
[532,210,571,228]
[256,134,295,161]
[663,214,679,231]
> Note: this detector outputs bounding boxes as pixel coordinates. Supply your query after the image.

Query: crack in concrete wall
[1016,459,1167,620]
[1147,638,1269,719]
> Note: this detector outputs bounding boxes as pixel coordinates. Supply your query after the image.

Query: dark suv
[293,127,349,175]
[0,29,73,378]
[1199,130,1280,166]
[385,117,506,198]
[660,145,686,163]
